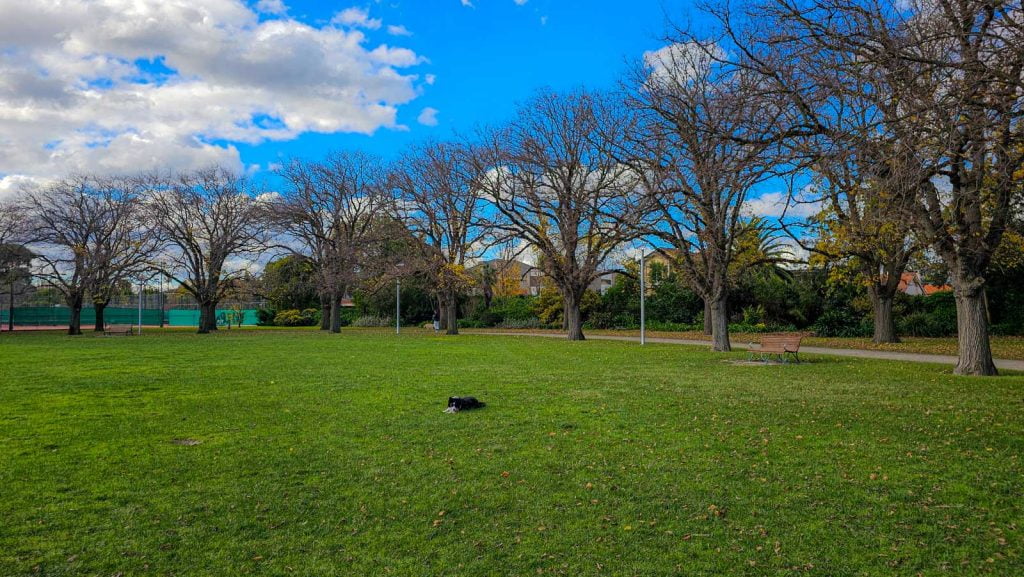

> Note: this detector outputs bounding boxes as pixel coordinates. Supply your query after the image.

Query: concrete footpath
[472,331,1024,373]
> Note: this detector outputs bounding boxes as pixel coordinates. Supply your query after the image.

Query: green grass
[1,329,1022,576]
[465,328,1024,361]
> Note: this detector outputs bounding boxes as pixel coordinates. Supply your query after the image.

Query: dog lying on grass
[445,396,485,413]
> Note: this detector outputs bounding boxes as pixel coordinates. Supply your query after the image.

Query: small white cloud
[743,191,822,219]
[332,7,382,30]
[424,74,437,85]
[644,42,725,86]
[540,15,548,25]
[461,0,474,7]
[387,24,412,36]
[255,0,286,15]
[417,107,439,127]
[514,0,528,4]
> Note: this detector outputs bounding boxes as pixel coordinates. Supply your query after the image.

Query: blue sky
[245,0,687,167]
[0,0,697,196]
[0,0,817,223]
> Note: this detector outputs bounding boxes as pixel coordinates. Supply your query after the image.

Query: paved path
[472,331,1024,372]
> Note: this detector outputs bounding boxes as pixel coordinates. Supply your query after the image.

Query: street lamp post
[396,277,401,335]
[137,280,144,335]
[640,250,646,346]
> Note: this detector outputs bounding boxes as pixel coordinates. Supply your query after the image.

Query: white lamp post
[395,262,404,335]
[640,250,646,346]
[137,280,144,335]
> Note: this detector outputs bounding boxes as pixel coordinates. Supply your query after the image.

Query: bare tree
[84,175,163,332]
[150,167,270,334]
[617,42,781,351]
[803,137,923,343]
[721,0,1024,373]
[24,175,156,335]
[273,152,391,333]
[391,140,489,335]
[1,201,33,331]
[0,198,26,247]
[472,89,644,340]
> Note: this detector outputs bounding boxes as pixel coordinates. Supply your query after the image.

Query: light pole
[137,280,144,335]
[640,250,646,346]
[395,262,404,335]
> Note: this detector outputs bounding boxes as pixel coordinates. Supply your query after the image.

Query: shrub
[352,315,393,328]
[256,308,277,326]
[645,321,700,332]
[742,305,766,325]
[497,318,541,329]
[812,308,871,338]
[273,308,320,327]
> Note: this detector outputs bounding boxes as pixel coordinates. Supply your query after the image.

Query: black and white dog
[445,396,485,413]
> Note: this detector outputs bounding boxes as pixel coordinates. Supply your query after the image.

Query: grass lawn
[1,329,1022,576]
[466,328,1024,361]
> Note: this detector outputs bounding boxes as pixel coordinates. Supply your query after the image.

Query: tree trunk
[319,294,330,331]
[565,290,585,341]
[703,299,713,336]
[710,294,731,352]
[445,291,459,335]
[198,300,218,334]
[93,301,107,332]
[953,285,998,376]
[869,289,899,344]
[330,290,342,333]
[437,295,448,331]
[67,293,84,336]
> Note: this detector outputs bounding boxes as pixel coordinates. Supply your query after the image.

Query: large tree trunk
[869,288,899,344]
[710,294,731,352]
[953,284,998,376]
[197,300,218,334]
[319,294,330,331]
[437,295,448,331]
[329,290,342,334]
[445,291,459,335]
[67,293,84,336]
[565,290,585,341]
[93,301,107,332]
[703,299,713,336]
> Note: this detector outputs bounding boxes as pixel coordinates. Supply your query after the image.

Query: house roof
[897,272,920,292]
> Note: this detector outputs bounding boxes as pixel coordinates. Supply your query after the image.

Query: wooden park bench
[748,334,802,363]
[103,324,135,337]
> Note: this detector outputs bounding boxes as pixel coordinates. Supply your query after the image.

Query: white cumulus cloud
[332,7,382,30]
[0,0,426,188]
[417,107,440,127]
[743,191,822,219]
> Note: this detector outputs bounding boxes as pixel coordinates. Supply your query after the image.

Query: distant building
[894,272,951,296]
[470,259,617,296]
[470,259,544,296]
[898,272,926,295]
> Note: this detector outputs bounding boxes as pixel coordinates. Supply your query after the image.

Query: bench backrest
[106,324,133,331]
[759,335,802,350]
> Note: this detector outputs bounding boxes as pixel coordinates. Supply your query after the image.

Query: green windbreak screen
[0,307,162,326]
[166,309,259,327]
[1,308,258,326]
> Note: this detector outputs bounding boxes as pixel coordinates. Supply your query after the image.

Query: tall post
[396,278,401,335]
[159,280,165,328]
[8,280,14,332]
[138,281,143,335]
[640,250,646,346]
